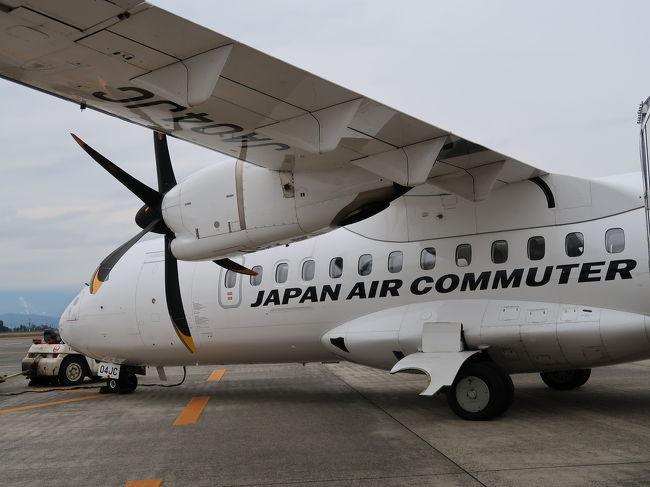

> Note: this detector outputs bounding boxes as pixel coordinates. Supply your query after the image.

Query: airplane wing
[0,1,543,200]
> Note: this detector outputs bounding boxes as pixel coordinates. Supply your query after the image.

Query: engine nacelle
[162,159,398,261]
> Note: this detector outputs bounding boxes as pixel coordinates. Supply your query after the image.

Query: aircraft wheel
[103,377,120,393]
[58,356,86,386]
[540,369,591,390]
[117,372,138,394]
[447,362,510,420]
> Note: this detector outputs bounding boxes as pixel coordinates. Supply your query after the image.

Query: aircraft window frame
[565,232,584,257]
[491,240,508,264]
[329,257,343,279]
[358,254,373,276]
[224,270,237,289]
[455,244,472,267]
[250,266,263,286]
[420,247,436,270]
[605,228,625,253]
[388,251,403,273]
[527,236,545,261]
[302,259,316,281]
[275,262,289,284]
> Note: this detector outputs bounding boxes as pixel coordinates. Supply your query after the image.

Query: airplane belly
[481,303,650,373]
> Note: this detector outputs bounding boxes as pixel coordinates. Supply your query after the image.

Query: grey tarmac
[1,336,650,487]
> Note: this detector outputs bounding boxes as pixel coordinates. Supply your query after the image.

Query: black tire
[117,372,138,394]
[447,362,510,420]
[483,361,515,410]
[105,377,120,393]
[540,369,591,390]
[58,356,86,386]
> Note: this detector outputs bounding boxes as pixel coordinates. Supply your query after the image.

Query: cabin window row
[229,228,625,287]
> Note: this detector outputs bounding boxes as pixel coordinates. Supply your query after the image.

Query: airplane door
[218,257,246,309]
[136,258,177,348]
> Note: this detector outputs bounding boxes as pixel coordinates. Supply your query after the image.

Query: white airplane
[1,1,649,420]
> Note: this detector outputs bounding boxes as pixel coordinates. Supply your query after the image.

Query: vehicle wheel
[540,369,591,390]
[58,356,86,386]
[117,372,137,394]
[447,362,510,420]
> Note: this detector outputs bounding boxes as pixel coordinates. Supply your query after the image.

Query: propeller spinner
[71,131,256,354]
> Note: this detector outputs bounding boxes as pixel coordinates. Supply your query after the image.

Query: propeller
[71,131,256,354]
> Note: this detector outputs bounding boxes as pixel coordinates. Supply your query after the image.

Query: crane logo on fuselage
[250,259,636,307]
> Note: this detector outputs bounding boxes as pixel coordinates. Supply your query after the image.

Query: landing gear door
[218,257,246,309]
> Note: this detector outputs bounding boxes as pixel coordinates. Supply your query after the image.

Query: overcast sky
[1,0,649,315]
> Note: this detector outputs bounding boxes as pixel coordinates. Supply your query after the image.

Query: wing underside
[0,1,543,199]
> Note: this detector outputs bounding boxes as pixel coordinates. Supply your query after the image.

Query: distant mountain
[0,313,59,328]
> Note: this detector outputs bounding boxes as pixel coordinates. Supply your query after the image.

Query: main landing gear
[446,361,514,421]
[540,369,591,390]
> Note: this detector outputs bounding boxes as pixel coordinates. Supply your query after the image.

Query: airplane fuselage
[60,173,650,376]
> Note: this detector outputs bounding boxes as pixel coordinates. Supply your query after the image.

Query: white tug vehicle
[21,329,99,386]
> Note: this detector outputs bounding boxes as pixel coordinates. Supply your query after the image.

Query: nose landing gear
[100,366,143,394]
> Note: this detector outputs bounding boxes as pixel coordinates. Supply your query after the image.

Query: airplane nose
[59,288,85,345]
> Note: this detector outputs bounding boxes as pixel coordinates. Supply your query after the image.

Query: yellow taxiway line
[124,480,164,487]
[206,369,225,381]
[173,396,210,426]
[0,393,112,414]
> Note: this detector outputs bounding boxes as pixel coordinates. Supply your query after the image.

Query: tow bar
[0,370,28,384]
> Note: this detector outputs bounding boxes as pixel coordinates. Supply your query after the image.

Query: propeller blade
[153,132,177,194]
[90,219,160,294]
[71,134,161,207]
[164,234,196,354]
[213,258,258,276]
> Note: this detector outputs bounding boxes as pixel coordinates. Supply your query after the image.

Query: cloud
[2,0,650,294]
[18,296,30,315]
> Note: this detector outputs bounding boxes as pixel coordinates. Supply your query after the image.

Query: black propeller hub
[135,203,168,234]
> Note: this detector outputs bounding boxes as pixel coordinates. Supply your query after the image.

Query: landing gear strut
[101,371,138,394]
[540,369,591,390]
[447,361,513,420]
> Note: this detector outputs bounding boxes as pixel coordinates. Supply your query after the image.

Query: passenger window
[275,263,288,284]
[329,257,343,278]
[491,240,508,264]
[358,254,373,276]
[302,260,315,281]
[388,251,403,273]
[420,247,436,270]
[565,232,584,257]
[455,244,472,267]
[527,236,545,261]
[250,266,263,286]
[605,228,625,253]
[224,270,237,289]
